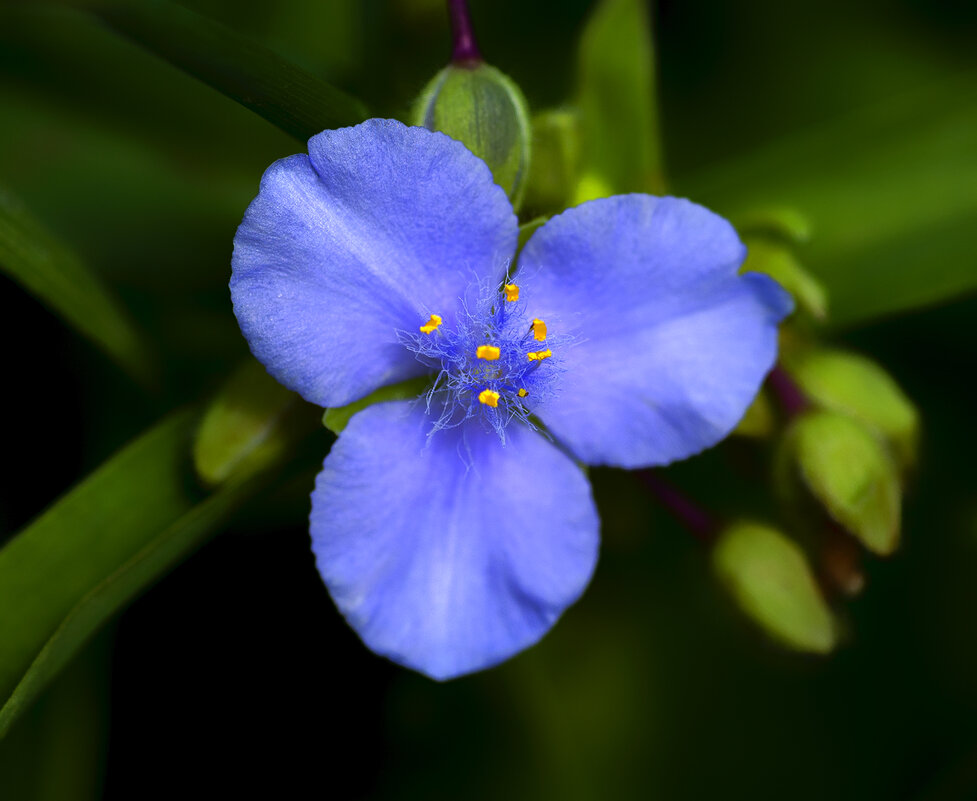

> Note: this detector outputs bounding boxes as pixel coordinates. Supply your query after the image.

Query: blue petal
[309,401,600,680]
[517,195,792,468]
[231,119,518,408]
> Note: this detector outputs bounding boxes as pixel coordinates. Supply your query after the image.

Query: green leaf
[680,76,977,326]
[742,238,829,321]
[414,63,531,209]
[575,0,664,202]
[0,632,110,799]
[194,360,302,487]
[733,207,812,245]
[518,216,548,253]
[88,0,367,141]
[787,411,901,555]
[323,376,429,435]
[0,411,196,735]
[523,109,581,215]
[713,521,837,654]
[0,186,155,386]
[785,347,919,467]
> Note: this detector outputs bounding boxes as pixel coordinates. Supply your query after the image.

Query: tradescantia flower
[231,118,791,680]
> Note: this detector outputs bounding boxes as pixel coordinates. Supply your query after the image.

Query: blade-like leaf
[0,410,199,735]
[0,186,156,386]
[575,0,665,202]
[680,76,977,326]
[89,0,368,141]
[0,466,259,738]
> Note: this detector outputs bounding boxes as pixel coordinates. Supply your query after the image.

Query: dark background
[1,0,976,798]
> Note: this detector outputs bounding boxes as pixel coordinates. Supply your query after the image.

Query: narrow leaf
[576,0,665,201]
[0,468,258,738]
[0,186,155,386]
[89,0,368,141]
[680,76,977,326]
[0,410,198,732]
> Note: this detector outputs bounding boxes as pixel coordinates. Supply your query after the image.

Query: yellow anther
[531,318,547,342]
[517,388,528,398]
[478,389,500,407]
[476,345,501,361]
[419,314,442,334]
[504,284,520,302]
[527,349,553,362]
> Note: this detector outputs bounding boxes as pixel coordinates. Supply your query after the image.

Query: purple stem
[767,364,808,419]
[637,470,717,543]
[447,0,482,64]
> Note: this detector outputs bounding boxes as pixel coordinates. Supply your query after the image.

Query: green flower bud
[780,411,901,556]
[713,521,837,654]
[784,347,919,468]
[741,238,828,321]
[732,387,775,438]
[414,63,531,210]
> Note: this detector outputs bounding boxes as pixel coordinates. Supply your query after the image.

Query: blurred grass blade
[575,0,664,202]
[680,75,977,326]
[0,467,258,739]
[89,0,368,141]
[0,410,199,736]
[0,186,156,386]
[0,632,111,800]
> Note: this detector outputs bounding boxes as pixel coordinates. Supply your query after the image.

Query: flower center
[401,280,567,440]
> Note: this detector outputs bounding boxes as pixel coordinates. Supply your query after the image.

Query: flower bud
[784,347,919,468]
[713,521,837,653]
[779,410,901,555]
[741,237,828,321]
[414,63,531,209]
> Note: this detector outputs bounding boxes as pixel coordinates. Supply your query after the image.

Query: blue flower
[231,119,791,680]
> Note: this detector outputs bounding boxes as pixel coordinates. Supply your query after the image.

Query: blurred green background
[1,0,976,798]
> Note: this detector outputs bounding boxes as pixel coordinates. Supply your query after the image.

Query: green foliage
[713,521,836,653]
[88,0,368,142]
[414,63,531,208]
[682,76,977,326]
[523,109,581,215]
[784,411,901,555]
[741,238,828,322]
[786,347,919,467]
[323,376,430,435]
[576,0,664,201]
[0,186,155,386]
[0,633,110,799]
[194,360,305,486]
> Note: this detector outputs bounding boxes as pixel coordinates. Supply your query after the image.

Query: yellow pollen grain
[504,284,520,302]
[476,345,501,361]
[517,388,528,398]
[419,314,442,334]
[527,349,553,362]
[478,389,500,407]
[531,318,547,342]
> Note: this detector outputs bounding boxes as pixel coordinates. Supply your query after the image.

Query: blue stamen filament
[399,280,571,441]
